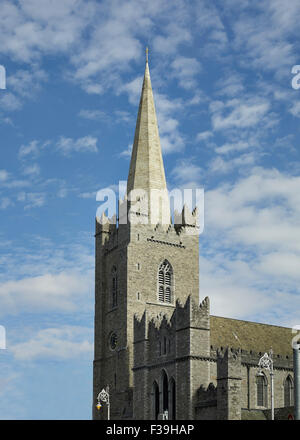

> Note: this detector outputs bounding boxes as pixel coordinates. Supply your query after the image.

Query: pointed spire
[127,51,170,225]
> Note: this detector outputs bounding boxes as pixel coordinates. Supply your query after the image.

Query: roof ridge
[210,314,292,330]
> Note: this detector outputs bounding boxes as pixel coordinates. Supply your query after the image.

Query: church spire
[127,51,170,224]
[127,50,168,194]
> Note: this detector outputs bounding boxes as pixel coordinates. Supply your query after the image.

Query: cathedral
[93,56,295,420]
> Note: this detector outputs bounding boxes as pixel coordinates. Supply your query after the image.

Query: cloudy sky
[0,0,300,419]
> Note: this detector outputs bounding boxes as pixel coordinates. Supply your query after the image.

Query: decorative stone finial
[146,47,149,63]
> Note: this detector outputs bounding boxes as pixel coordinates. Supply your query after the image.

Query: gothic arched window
[158,260,173,303]
[111,266,118,308]
[284,375,294,407]
[256,373,268,407]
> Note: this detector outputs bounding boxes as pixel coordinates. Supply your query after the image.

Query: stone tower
[93,55,200,420]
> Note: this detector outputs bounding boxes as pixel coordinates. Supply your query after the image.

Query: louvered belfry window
[158,260,173,303]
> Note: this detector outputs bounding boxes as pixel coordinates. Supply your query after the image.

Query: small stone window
[111,266,118,308]
[163,337,167,355]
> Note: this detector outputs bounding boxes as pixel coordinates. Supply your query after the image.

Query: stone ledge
[147,237,185,248]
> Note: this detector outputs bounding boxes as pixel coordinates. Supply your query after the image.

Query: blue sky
[0,0,300,419]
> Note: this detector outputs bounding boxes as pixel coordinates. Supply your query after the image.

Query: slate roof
[210,315,293,357]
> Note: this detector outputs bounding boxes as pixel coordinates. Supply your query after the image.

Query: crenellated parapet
[95,213,119,252]
[174,204,199,228]
[209,345,294,371]
[95,197,202,253]
[133,296,210,348]
[176,295,210,331]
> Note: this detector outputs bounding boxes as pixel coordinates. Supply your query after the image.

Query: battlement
[176,295,210,330]
[95,200,201,250]
[133,296,210,354]
[210,345,293,369]
[174,204,199,229]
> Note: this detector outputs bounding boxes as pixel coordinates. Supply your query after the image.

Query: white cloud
[0,0,96,62]
[56,136,98,155]
[171,159,202,186]
[57,187,68,199]
[155,93,184,153]
[289,101,300,118]
[195,1,228,53]
[200,255,273,319]
[0,170,9,182]
[0,236,94,317]
[118,75,143,105]
[78,191,97,199]
[0,271,90,315]
[18,140,49,159]
[168,163,300,326]
[0,92,22,112]
[8,68,47,98]
[10,326,93,361]
[209,152,257,174]
[22,164,40,177]
[171,56,201,89]
[78,109,107,121]
[231,0,299,75]
[257,252,300,281]
[0,197,13,210]
[1,177,31,189]
[210,97,270,131]
[205,168,300,245]
[119,144,132,159]
[196,131,213,142]
[18,137,98,158]
[215,73,244,97]
[16,191,46,209]
[152,21,191,55]
[215,141,251,155]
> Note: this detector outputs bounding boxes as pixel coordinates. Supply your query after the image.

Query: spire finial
[146,47,149,63]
